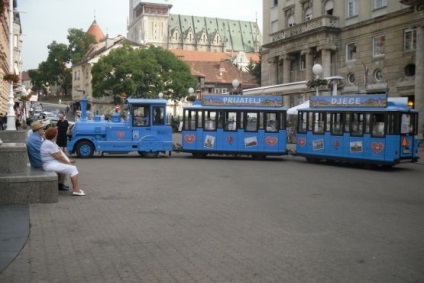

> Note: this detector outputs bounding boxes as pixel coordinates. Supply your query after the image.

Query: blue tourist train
[67,98,173,158]
[295,94,420,167]
[180,95,288,158]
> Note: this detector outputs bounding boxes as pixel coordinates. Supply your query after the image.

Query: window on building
[347,0,358,17]
[272,0,278,7]
[304,8,313,21]
[287,15,295,27]
[374,0,387,9]
[214,88,220,94]
[346,43,356,61]
[271,20,279,33]
[325,0,334,15]
[221,88,227,94]
[404,29,417,52]
[373,35,385,57]
[347,73,356,84]
[374,69,383,81]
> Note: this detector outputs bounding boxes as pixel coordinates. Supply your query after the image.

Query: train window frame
[204,110,217,131]
[350,113,364,137]
[265,112,279,133]
[298,111,308,133]
[331,112,344,136]
[371,112,385,137]
[246,111,258,132]
[313,112,325,134]
[224,111,238,132]
[307,112,314,131]
[344,113,351,133]
[132,105,150,127]
[386,113,398,135]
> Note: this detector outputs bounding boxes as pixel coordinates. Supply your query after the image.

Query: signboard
[310,94,387,108]
[202,95,284,107]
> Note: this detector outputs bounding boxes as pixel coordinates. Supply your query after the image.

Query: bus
[181,95,288,158]
[67,98,173,158]
[295,94,419,167]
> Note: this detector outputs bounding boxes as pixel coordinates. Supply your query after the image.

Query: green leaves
[91,46,198,100]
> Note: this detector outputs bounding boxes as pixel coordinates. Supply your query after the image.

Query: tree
[247,54,262,85]
[28,28,96,96]
[91,46,198,101]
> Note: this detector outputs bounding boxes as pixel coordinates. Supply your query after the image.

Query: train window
[313,112,325,134]
[259,112,265,130]
[133,105,149,127]
[266,112,278,132]
[189,110,197,130]
[307,112,314,131]
[387,113,398,135]
[298,112,307,133]
[280,112,286,129]
[153,107,164,125]
[197,111,203,128]
[371,113,385,137]
[331,113,343,135]
[326,113,331,132]
[204,110,217,131]
[400,113,415,134]
[225,111,237,131]
[344,113,351,132]
[217,111,224,128]
[350,113,364,136]
[365,113,371,133]
[246,112,258,132]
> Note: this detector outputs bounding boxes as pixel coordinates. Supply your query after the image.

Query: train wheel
[192,153,207,158]
[252,154,266,160]
[139,151,159,158]
[76,141,94,158]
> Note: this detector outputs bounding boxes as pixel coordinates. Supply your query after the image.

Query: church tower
[127,0,173,47]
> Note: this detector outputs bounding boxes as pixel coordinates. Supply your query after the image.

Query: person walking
[26,121,70,191]
[56,113,69,152]
[40,127,86,196]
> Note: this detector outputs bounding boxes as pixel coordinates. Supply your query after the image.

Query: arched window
[287,15,295,27]
[325,0,334,15]
[305,8,313,21]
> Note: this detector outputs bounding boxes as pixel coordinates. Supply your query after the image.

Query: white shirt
[40,139,62,165]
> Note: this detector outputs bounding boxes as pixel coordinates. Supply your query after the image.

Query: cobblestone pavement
[0,140,423,282]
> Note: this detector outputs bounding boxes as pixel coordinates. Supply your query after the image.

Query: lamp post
[158,92,164,99]
[232,79,241,95]
[6,2,16,130]
[312,64,323,97]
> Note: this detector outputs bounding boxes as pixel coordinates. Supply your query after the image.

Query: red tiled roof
[170,49,259,63]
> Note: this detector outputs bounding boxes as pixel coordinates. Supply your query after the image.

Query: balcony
[269,15,339,44]
[400,0,422,6]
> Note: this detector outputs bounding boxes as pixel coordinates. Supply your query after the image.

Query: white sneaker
[72,190,86,196]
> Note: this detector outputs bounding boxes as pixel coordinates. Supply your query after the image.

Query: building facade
[127,0,262,53]
[262,0,424,135]
[0,0,22,115]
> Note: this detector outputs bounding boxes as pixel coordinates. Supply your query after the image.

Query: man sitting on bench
[26,121,69,191]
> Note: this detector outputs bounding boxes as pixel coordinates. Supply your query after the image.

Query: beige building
[262,0,424,135]
[0,0,23,115]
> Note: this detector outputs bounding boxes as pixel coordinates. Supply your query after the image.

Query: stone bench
[0,142,58,205]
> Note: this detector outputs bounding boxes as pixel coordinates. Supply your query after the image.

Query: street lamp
[231,79,241,95]
[312,64,323,96]
[158,92,164,99]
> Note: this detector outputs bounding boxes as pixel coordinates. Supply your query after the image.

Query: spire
[87,18,105,43]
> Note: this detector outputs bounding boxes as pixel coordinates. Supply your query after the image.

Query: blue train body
[67,98,173,158]
[181,95,288,158]
[295,94,419,166]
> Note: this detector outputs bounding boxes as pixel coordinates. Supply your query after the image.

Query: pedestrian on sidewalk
[41,127,86,196]
[56,113,69,152]
[26,120,69,191]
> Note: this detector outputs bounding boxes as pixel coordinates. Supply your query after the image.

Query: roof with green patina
[168,14,261,53]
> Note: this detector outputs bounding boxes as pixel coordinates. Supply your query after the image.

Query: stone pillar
[268,56,279,85]
[282,55,294,84]
[321,49,332,78]
[302,49,313,81]
[416,26,424,139]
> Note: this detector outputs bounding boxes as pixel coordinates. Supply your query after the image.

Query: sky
[19,0,263,71]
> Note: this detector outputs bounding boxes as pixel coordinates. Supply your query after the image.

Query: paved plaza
[1,143,424,282]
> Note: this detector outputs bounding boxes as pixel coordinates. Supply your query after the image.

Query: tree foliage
[91,46,198,100]
[28,28,96,96]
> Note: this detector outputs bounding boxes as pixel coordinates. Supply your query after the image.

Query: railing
[270,15,339,43]
[400,0,422,6]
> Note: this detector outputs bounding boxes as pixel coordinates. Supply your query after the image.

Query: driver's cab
[132,104,165,127]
